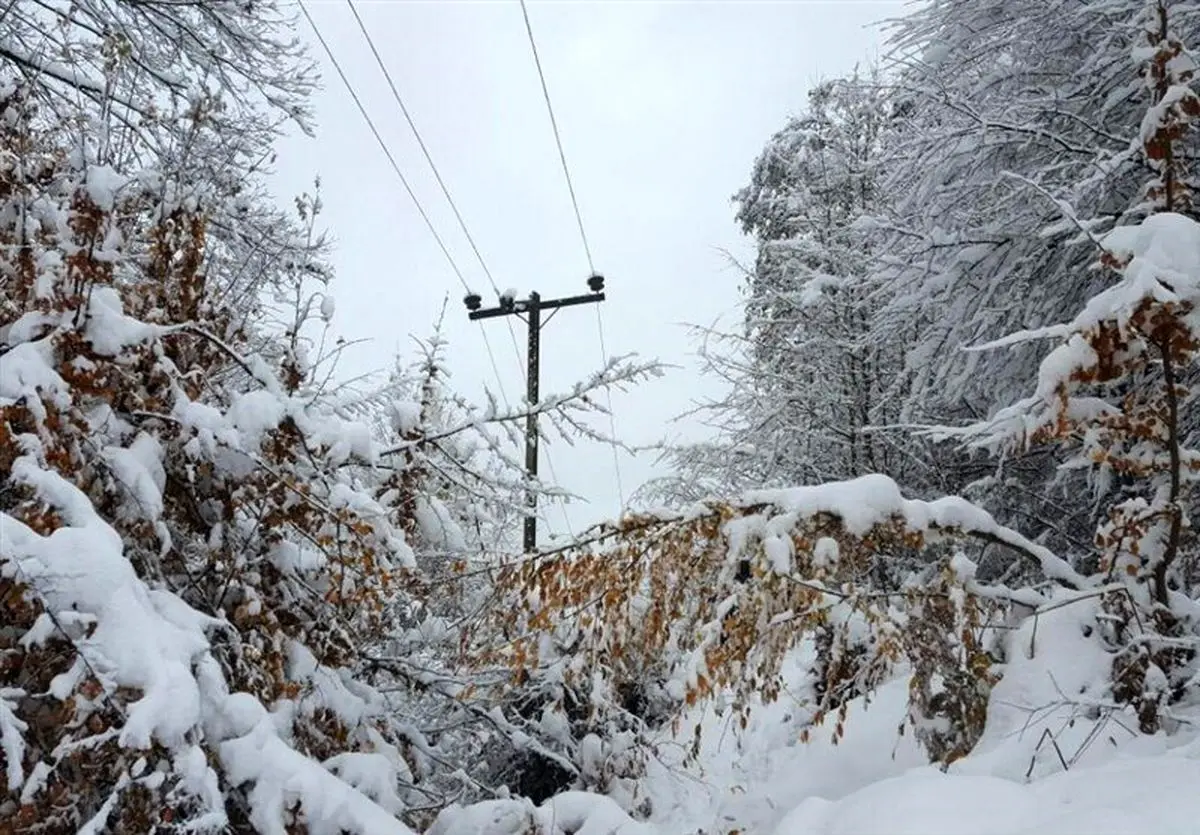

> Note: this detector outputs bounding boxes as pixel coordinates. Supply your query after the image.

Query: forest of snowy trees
[1,0,1198,833]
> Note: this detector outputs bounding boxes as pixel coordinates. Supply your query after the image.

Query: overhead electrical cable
[336,0,574,535]
[517,0,595,275]
[297,0,510,404]
[517,0,626,510]
[343,0,528,386]
[346,0,504,297]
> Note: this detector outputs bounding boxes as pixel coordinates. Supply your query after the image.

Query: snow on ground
[644,646,923,835]
[777,744,1200,835]
[9,442,1195,834]
[636,594,1200,835]
[431,793,657,835]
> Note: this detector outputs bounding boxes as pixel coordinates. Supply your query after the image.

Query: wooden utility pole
[464,274,606,553]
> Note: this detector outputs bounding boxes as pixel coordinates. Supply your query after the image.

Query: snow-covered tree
[866,0,1200,561]
[356,350,663,815]
[1,0,327,358]
[648,68,927,509]
[945,0,1200,732]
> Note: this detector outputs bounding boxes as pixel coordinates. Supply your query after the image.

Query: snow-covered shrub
[482,480,1067,767]
[901,559,1003,763]
[330,317,663,817]
[0,79,422,832]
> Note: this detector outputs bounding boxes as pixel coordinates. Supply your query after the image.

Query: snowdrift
[632,592,1200,835]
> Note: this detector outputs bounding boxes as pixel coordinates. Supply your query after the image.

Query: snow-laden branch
[377,355,663,459]
[702,474,1086,590]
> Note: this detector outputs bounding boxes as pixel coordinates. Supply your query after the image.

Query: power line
[345,0,503,297]
[299,1,465,293]
[328,0,573,536]
[517,0,595,275]
[297,0,511,403]
[517,0,626,510]
[592,306,625,507]
[345,0,574,537]
[343,0,526,392]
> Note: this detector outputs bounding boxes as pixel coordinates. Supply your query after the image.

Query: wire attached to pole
[338,0,574,534]
[518,0,595,275]
[517,0,627,512]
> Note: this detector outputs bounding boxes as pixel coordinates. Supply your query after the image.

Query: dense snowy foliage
[3,0,1199,833]
[647,68,922,504]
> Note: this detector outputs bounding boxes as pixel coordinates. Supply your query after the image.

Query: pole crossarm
[463,276,607,553]
[467,291,605,321]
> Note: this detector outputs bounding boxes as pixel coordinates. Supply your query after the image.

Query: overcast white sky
[272,0,895,543]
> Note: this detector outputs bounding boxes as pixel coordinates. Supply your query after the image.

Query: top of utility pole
[463,275,608,554]
[463,273,605,321]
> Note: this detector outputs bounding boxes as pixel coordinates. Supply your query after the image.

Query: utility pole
[464,274,606,553]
